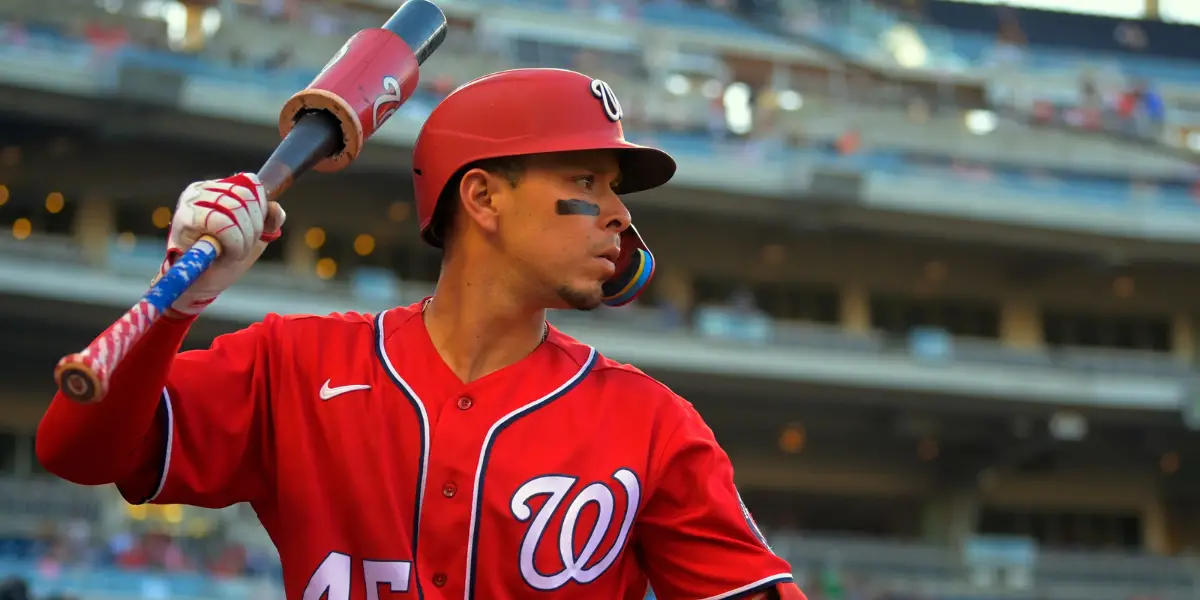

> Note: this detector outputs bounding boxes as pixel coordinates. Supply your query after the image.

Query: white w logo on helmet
[590,79,623,123]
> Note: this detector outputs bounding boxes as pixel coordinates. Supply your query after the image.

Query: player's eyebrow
[545,152,621,188]
[572,164,621,189]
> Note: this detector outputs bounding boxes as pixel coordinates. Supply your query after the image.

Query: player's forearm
[36,313,196,485]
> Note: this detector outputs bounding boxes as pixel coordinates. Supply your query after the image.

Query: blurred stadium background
[2,0,1200,598]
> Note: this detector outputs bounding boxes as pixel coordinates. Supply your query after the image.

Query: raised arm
[37,173,285,508]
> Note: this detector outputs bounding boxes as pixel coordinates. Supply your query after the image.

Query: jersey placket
[417,385,505,598]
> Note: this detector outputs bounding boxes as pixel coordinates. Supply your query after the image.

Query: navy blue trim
[373,311,426,600]
[132,389,173,505]
[466,350,598,600]
[727,576,795,599]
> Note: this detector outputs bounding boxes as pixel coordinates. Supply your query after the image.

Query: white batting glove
[155,173,286,316]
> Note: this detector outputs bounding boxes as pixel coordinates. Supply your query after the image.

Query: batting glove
[156,173,286,317]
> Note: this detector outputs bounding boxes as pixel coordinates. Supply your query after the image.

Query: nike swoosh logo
[319,380,371,401]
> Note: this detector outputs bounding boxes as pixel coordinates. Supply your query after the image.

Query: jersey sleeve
[115,316,278,509]
[635,401,798,600]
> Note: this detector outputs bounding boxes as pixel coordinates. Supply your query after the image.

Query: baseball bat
[53,0,448,403]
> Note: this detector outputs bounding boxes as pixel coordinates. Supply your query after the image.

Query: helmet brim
[477,134,677,196]
[610,144,678,196]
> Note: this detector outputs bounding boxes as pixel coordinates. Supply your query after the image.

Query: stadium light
[775,90,803,111]
[45,192,64,214]
[1112,275,1134,298]
[723,82,753,135]
[664,74,691,96]
[388,202,410,222]
[11,218,31,241]
[882,23,928,69]
[965,110,998,135]
[117,232,137,250]
[305,227,327,250]
[778,422,806,453]
[1186,131,1200,152]
[316,258,338,280]
[354,234,376,257]
[152,206,172,229]
[1048,411,1087,441]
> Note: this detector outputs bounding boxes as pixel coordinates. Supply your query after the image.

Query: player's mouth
[595,247,620,276]
[594,256,617,277]
[598,246,620,264]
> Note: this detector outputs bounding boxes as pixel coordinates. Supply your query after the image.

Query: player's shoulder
[258,300,424,340]
[546,326,695,416]
[264,310,375,336]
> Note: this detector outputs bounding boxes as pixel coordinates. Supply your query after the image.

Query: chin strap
[601,224,655,307]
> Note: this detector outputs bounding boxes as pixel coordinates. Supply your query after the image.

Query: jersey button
[457,396,473,410]
[442,482,457,498]
[432,573,448,587]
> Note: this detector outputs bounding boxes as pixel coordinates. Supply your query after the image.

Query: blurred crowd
[0,0,1177,160]
[0,524,279,580]
[0,523,941,600]
[212,0,1188,156]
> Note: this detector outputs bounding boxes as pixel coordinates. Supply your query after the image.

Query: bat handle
[54,235,224,403]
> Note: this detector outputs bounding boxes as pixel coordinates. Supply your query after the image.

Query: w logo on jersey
[510,468,641,591]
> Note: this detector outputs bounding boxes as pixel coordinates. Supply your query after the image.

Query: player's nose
[601,195,632,234]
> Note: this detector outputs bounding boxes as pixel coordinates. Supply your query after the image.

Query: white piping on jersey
[700,573,795,600]
[462,346,597,600]
[375,310,432,580]
[737,488,773,552]
[146,387,176,503]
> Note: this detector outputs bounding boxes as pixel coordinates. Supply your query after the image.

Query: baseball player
[36,68,803,600]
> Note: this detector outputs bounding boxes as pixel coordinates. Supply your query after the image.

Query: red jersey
[114,300,796,599]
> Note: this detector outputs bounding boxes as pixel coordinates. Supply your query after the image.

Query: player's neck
[423,258,548,384]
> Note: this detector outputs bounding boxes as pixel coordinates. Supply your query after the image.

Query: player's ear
[456,167,502,238]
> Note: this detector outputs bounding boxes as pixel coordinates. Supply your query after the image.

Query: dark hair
[424,155,526,248]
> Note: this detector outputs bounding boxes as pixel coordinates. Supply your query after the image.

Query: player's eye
[574,176,595,191]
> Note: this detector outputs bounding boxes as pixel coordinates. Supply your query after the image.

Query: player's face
[504,150,629,311]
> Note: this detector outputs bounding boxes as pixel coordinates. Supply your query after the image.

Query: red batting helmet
[411,68,677,307]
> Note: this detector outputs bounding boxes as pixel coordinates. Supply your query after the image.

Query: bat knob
[54,354,106,404]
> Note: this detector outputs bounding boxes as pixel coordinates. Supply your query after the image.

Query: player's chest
[272,351,653,596]
[285,360,654,503]
[272,343,653,516]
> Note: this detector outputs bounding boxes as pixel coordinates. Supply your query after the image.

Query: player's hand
[156,172,286,316]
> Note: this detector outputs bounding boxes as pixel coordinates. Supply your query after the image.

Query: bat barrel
[277,0,448,174]
[383,0,448,67]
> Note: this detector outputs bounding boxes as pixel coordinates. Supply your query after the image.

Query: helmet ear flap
[602,225,654,307]
[421,164,467,249]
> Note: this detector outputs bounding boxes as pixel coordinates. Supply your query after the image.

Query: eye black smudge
[555,198,601,216]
